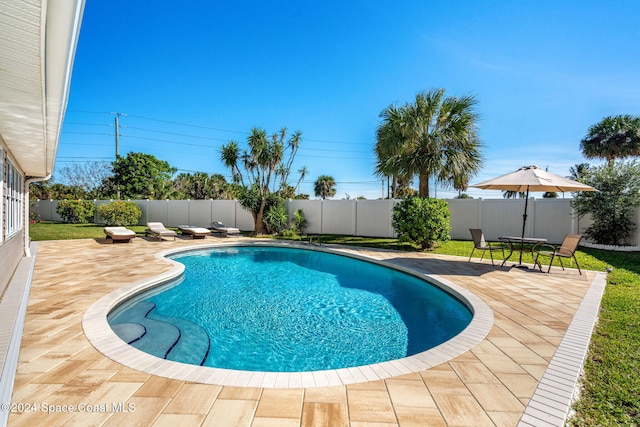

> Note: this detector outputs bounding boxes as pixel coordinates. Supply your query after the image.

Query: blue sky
[57,1,640,199]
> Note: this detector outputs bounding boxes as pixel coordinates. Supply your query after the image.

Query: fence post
[636,207,640,246]
[353,199,358,236]
[320,199,324,235]
[530,197,535,237]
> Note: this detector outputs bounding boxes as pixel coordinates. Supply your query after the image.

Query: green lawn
[28,223,640,425]
[29,221,150,240]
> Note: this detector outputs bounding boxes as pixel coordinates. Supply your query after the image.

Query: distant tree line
[29,151,314,202]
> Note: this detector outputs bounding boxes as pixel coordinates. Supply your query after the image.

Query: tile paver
[5,236,605,426]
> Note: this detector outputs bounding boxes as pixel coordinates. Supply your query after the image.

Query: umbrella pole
[519,188,530,265]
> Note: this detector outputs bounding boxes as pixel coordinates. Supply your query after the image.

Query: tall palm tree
[221,141,243,185]
[375,89,483,197]
[580,115,640,166]
[295,166,308,194]
[374,104,406,198]
[314,175,336,199]
[220,127,300,234]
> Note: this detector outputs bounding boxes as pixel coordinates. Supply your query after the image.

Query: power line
[61,133,372,160]
[66,111,373,146]
[125,126,230,142]
[120,135,219,149]
[127,114,250,135]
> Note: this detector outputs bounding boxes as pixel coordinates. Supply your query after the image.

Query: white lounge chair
[178,225,211,239]
[145,222,177,241]
[104,226,136,243]
[210,221,240,237]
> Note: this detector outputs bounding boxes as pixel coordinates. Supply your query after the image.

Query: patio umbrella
[470,165,597,264]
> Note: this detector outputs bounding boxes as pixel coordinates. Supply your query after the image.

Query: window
[6,158,23,237]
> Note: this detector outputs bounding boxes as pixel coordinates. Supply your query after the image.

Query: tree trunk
[391,175,398,198]
[418,172,430,197]
[252,198,268,235]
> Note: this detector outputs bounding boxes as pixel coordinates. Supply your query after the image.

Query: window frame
[5,157,23,238]
[0,147,3,243]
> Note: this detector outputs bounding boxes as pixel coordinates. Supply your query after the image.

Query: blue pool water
[108,246,472,372]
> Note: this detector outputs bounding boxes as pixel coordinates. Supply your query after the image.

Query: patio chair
[103,226,136,243]
[534,234,583,274]
[209,221,240,237]
[468,229,505,266]
[145,222,177,241]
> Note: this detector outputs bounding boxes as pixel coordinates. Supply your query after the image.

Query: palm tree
[395,176,415,198]
[375,89,483,197]
[314,175,336,199]
[220,127,301,235]
[148,179,178,200]
[295,166,308,194]
[580,115,640,166]
[502,190,526,199]
[221,141,243,185]
[568,163,590,181]
[374,104,406,198]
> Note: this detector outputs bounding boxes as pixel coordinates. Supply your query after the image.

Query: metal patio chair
[468,229,505,266]
[534,234,583,274]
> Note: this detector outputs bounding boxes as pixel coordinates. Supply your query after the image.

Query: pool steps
[110,301,210,366]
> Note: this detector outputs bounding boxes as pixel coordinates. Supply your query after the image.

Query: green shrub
[29,200,40,224]
[56,200,95,224]
[263,202,288,234]
[392,197,451,250]
[572,161,640,245]
[291,209,307,234]
[279,228,299,239]
[97,201,142,226]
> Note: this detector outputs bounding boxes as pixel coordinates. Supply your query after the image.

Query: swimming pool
[108,245,473,372]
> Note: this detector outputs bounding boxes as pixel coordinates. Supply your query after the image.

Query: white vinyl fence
[34,198,640,246]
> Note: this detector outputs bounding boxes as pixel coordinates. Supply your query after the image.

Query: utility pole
[115,114,120,158]
[112,112,127,159]
[111,112,127,199]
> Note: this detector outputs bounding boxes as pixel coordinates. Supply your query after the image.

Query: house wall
[0,230,24,296]
[0,143,27,296]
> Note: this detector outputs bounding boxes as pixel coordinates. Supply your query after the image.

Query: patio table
[499,236,547,269]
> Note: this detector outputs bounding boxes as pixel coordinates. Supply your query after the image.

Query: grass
[29,221,149,241]
[29,223,640,425]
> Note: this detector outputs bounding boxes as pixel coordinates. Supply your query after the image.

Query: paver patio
[6,236,604,426]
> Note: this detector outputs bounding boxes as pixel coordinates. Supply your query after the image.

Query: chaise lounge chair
[210,221,241,237]
[104,226,136,243]
[534,234,583,274]
[178,225,211,239]
[145,222,177,241]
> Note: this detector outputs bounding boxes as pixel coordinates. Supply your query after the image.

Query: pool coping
[518,271,606,426]
[82,241,495,388]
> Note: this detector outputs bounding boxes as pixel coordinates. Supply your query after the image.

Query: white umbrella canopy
[470,165,597,266]
[471,165,597,193]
